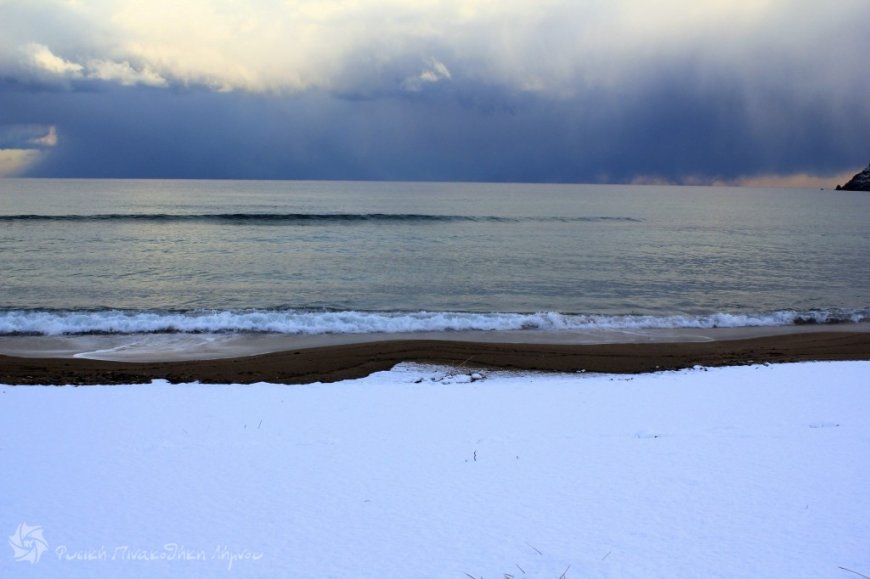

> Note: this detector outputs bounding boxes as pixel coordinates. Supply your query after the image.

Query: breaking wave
[0,308,866,336]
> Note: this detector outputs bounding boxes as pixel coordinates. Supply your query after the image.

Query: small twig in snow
[515,563,526,574]
[525,542,543,555]
[601,551,611,561]
[457,356,475,370]
[840,566,870,579]
[559,565,571,579]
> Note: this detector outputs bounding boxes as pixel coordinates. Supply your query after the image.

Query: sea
[0,179,868,338]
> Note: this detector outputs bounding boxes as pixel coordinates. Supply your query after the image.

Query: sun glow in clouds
[0,125,59,177]
[23,43,84,77]
[21,43,167,87]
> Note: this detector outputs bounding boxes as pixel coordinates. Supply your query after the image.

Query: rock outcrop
[836,163,870,191]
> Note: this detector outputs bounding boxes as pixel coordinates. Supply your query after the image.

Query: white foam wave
[0,308,866,336]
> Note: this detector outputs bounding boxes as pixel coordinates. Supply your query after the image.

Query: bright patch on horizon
[0,125,57,176]
[629,169,863,189]
[0,149,43,177]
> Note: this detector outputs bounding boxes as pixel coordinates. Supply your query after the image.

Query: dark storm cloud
[3,66,866,184]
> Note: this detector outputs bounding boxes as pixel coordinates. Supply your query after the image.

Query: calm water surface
[0,179,867,334]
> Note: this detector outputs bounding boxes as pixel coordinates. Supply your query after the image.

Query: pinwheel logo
[8,522,48,564]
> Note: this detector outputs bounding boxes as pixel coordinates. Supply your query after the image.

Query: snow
[2,361,869,578]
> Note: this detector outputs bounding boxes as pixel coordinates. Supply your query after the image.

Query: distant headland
[836,163,870,191]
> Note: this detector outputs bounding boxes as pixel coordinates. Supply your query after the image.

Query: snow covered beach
[3,360,869,578]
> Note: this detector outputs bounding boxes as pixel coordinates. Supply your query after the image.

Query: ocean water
[0,179,868,336]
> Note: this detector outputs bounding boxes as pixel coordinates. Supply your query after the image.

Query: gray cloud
[0,124,56,149]
[0,0,867,182]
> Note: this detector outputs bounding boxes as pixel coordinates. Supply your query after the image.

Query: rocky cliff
[836,163,870,191]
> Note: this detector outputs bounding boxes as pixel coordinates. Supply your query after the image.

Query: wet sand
[1,328,868,385]
[1,324,866,362]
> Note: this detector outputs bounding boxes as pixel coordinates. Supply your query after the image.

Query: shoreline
[1,323,867,362]
[1,329,868,385]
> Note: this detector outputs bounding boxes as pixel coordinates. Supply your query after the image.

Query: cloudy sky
[0,0,868,184]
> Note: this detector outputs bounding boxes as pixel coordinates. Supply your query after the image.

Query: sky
[0,0,868,185]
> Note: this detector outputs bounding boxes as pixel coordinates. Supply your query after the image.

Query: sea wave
[0,213,641,225]
[0,308,866,336]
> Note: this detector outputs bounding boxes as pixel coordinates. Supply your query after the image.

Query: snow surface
[2,361,869,578]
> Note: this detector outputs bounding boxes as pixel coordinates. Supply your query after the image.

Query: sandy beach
[2,327,868,385]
